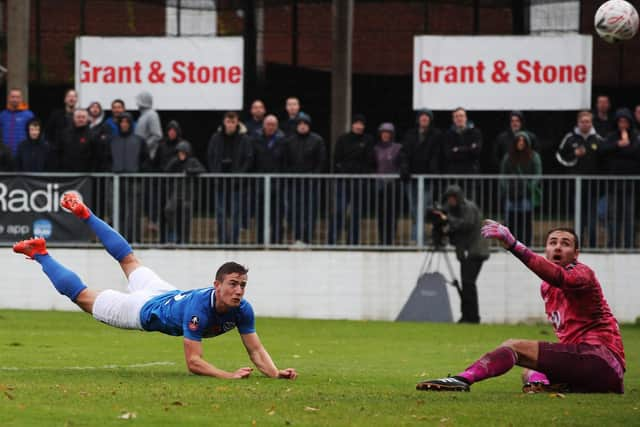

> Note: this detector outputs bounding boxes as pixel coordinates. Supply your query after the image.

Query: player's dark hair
[215,262,249,282]
[545,227,579,250]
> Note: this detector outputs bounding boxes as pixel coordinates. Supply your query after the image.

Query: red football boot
[60,192,91,220]
[13,237,48,259]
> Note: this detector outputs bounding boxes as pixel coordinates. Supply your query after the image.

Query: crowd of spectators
[0,88,639,247]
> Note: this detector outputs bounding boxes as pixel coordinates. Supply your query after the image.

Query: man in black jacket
[400,109,442,244]
[329,114,375,245]
[284,112,327,244]
[441,107,483,175]
[556,111,604,248]
[16,118,49,172]
[251,114,287,244]
[45,89,77,158]
[55,109,103,172]
[207,111,254,244]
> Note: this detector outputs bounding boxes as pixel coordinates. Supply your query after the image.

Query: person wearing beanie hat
[600,107,640,248]
[164,139,206,244]
[134,91,162,161]
[330,113,375,244]
[499,131,542,246]
[400,108,443,243]
[441,107,483,174]
[374,122,402,245]
[284,110,327,244]
[493,110,538,173]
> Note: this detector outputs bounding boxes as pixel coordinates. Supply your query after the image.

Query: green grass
[0,311,638,426]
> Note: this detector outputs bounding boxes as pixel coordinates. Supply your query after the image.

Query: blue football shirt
[138,288,256,341]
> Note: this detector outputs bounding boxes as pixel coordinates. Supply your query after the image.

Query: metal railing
[1,173,638,251]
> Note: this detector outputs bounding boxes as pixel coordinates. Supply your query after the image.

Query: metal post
[416,176,425,248]
[574,176,582,240]
[113,175,121,232]
[330,0,353,171]
[263,176,271,246]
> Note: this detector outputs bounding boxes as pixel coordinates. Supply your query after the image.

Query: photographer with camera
[430,185,489,323]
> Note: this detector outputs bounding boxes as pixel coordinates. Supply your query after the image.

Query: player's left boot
[60,192,91,220]
[13,237,48,259]
[416,376,470,392]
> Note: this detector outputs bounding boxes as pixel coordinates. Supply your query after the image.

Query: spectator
[441,107,483,174]
[493,111,538,172]
[284,112,327,244]
[155,120,185,172]
[600,108,640,248]
[164,141,206,244]
[329,113,375,245]
[16,118,49,172]
[104,99,133,136]
[282,96,301,137]
[556,111,604,248]
[399,109,442,243]
[499,131,542,246]
[207,111,254,244]
[44,88,76,157]
[374,122,402,245]
[251,114,287,244]
[87,101,112,171]
[54,109,102,172]
[134,91,163,161]
[245,99,266,136]
[593,94,614,137]
[432,184,489,323]
[0,88,35,158]
[110,112,150,242]
[0,137,14,171]
[634,104,640,130]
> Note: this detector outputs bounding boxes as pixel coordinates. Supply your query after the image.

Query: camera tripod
[419,246,462,298]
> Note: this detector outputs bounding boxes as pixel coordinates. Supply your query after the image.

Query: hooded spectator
[155,120,185,171]
[134,91,163,160]
[16,118,49,172]
[493,111,538,172]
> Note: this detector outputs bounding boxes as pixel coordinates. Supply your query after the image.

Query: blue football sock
[85,213,133,262]
[34,254,87,302]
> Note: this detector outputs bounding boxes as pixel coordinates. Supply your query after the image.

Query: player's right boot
[13,237,48,259]
[60,192,91,220]
[416,376,471,392]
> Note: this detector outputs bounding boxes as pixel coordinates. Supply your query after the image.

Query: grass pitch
[0,310,638,426]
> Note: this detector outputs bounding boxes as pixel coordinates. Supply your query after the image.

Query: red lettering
[78,61,144,84]
[228,66,241,84]
[172,61,186,83]
[80,60,91,83]
[516,60,587,84]
[169,61,242,84]
[419,60,431,83]
[476,61,486,83]
[418,60,485,84]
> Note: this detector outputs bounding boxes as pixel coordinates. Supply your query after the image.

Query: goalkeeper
[416,220,625,393]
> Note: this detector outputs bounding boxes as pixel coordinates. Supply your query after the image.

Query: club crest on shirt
[189,316,199,331]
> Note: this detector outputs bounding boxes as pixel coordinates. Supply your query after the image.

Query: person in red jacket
[416,221,625,393]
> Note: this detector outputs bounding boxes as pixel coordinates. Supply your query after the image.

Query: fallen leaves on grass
[304,406,320,412]
[5,391,15,400]
[265,405,276,416]
[171,401,185,406]
[550,393,566,399]
[0,384,15,391]
[117,412,137,420]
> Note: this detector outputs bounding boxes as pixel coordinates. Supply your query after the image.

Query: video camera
[426,204,449,248]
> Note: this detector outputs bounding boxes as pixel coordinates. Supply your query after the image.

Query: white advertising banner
[75,37,243,110]
[413,35,592,110]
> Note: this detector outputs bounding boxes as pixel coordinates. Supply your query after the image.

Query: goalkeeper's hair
[215,262,249,282]
[545,227,579,250]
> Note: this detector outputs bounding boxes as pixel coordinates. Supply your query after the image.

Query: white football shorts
[92,266,177,330]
